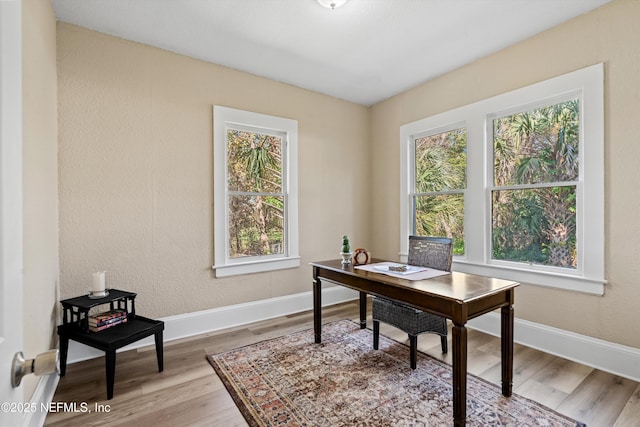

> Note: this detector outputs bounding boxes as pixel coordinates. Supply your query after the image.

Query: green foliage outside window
[413,128,466,255]
[492,99,579,268]
[226,129,285,258]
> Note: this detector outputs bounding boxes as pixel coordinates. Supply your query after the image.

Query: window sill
[452,259,605,295]
[212,256,301,278]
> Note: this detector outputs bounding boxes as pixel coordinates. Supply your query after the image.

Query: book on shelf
[89,317,128,332]
[89,308,127,321]
[88,309,128,326]
[89,315,127,327]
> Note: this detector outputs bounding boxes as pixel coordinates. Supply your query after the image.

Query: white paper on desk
[373,264,427,275]
[355,262,450,281]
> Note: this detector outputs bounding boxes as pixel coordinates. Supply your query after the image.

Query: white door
[0,0,25,424]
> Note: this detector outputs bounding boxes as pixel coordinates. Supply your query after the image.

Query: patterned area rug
[207,320,585,426]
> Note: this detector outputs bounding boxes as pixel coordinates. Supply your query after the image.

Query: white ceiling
[51,0,611,106]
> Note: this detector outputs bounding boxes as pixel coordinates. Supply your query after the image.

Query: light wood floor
[44,300,640,427]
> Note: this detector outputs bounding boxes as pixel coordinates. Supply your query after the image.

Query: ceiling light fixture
[317,0,348,10]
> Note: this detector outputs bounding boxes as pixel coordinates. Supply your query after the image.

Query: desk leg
[452,323,468,427]
[313,272,322,344]
[359,292,367,329]
[105,350,116,400]
[501,304,514,397]
[58,335,69,377]
[155,331,164,372]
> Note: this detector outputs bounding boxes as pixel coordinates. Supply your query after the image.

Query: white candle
[92,271,106,293]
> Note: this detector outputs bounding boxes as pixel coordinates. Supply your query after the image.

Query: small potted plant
[340,235,352,264]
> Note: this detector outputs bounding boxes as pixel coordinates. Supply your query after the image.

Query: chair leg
[441,335,448,353]
[373,320,380,350]
[409,334,417,369]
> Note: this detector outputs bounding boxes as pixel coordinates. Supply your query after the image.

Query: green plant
[341,235,350,253]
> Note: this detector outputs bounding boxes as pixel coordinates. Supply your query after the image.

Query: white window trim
[400,64,604,295]
[213,106,299,277]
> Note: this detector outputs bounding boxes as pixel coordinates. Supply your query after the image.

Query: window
[411,127,467,255]
[213,106,299,277]
[491,99,579,268]
[400,64,604,294]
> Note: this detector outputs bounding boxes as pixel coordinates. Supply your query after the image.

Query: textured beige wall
[371,0,640,348]
[57,23,371,318]
[57,0,640,349]
[22,0,59,399]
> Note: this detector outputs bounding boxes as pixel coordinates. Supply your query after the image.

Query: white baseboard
[64,287,640,383]
[66,285,359,363]
[25,373,59,427]
[468,312,640,382]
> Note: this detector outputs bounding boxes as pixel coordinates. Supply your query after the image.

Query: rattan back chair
[372,236,453,369]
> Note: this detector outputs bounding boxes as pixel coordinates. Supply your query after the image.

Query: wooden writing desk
[311,259,519,426]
